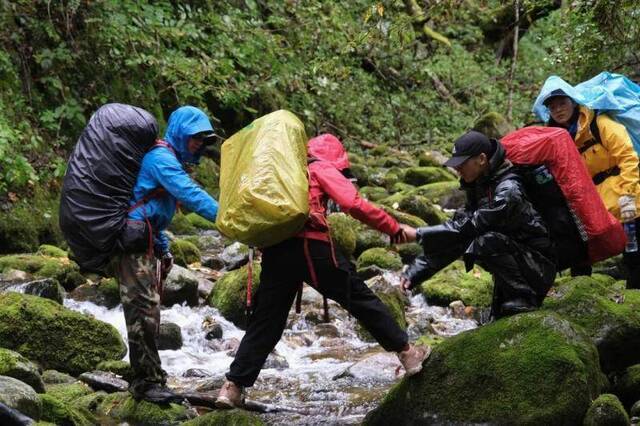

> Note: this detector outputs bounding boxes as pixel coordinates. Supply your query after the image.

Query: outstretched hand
[395,224,417,243]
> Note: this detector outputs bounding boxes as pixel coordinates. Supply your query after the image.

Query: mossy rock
[96,391,193,425]
[0,348,45,393]
[327,213,358,257]
[185,213,216,230]
[37,245,67,258]
[542,275,640,373]
[370,144,389,156]
[0,375,42,420]
[348,152,364,165]
[420,261,493,308]
[0,292,127,376]
[410,181,463,209]
[365,312,606,425]
[355,229,388,258]
[398,194,448,225]
[194,157,220,197]
[356,248,402,272]
[418,152,443,167]
[181,235,204,250]
[42,370,76,385]
[473,111,515,140]
[583,394,629,426]
[403,167,455,187]
[591,255,625,281]
[379,206,427,228]
[95,360,134,382]
[181,409,265,425]
[396,243,423,264]
[360,186,389,202]
[357,277,407,342]
[612,364,640,409]
[168,212,197,235]
[350,163,369,187]
[415,334,446,348]
[170,239,201,267]
[383,171,401,189]
[207,264,261,330]
[390,182,415,193]
[0,254,84,291]
[39,393,96,426]
[45,382,94,403]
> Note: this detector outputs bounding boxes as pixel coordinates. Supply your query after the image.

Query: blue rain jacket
[533,72,640,152]
[128,106,219,254]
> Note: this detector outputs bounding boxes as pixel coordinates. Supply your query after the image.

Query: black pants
[226,237,408,387]
[623,217,640,289]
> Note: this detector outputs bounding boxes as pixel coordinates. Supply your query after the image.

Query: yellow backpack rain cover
[216,110,309,248]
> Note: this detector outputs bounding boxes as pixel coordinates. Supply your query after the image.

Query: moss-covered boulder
[357,248,403,272]
[0,278,65,305]
[418,152,444,167]
[37,245,67,258]
[396,243,423,264]
[328,213,358,257]
[95,360,134,382]
[194,157,220,198]
[355,229,388,258]
[390,182,415,193]
[42,370,76,385]
[207,264,261,330]
[358,276,407,342]
[70,277,120,309]
[96,391,193,425]
[360,186,389,202]
[185,213,217,230]
[420,261,493,308]
[398,194,448,225]
[350,163,369,187]
[170,239,201,267]
[0,375,42,420]
[410,181,464,209]
[168,212,196,235]
[365,312,606,425]
[542,276,640,372]
[182,409,265,425]
[612,364,640,409]
[0,348,45,393]
[583,394,629,426]
[379,206,427,228]
[39,393,96,426]
[0,293,127,376]
[0,254,85,291]
[403,167,455,187]
[473,111,515,140]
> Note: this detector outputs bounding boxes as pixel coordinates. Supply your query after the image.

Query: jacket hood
[164,106,215,165]
[532,76,585,122]
[308,133,350,171]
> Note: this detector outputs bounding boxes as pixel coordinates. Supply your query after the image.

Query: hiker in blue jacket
[116,105,219,403]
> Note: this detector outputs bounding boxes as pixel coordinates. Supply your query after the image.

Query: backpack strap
[579,112,602,154]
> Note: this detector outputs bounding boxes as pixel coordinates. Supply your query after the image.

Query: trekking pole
[245,247,254,323]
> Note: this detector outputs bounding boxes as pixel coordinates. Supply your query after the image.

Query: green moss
[365,312,606,425]
[350,163,369,187]
[39,394,96,426]
[185,213,217,230]
[418,152,442,167]
[194,157,220,197]
[410,181,461,205]
[327,213,358,257]
[379,205,427,228]
[98,277,120,307]
[611,364,640,409]
[583,394,629,426]
[390,182,415,193]
[348,153,364,165]
[182,409,265,425]
[355,229,388,258]
[472,112,515,140]
[96,392,193,425]
[207,264,261,330]
[168,212,196,235]
[403,167,455,186]
[396,243,423,264]
[415,334,446,348]
[0,348,45,392]
[45,383,94,403]
[420,261,493,308]
[42,370,76,385]
[360,186,389,202]
[356,248,402,272]
[398,194,448,225]
[37,245,67,258]
[170,239,201,267]
[0,254,84,290]
[96,360,134,382]
[0,292,127,376]
[371,144,389,156]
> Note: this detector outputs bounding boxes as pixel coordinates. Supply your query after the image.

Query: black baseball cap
[443,131,493,168]
[542,88,570,106]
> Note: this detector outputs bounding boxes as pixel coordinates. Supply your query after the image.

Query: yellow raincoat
[573,106,640,220]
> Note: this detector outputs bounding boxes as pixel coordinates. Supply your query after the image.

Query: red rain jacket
[299,134,400,242]
[502,126,625,263]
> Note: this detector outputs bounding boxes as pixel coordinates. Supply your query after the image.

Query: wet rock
[163,266,199,307]
[207,338,240,353]
[356,248,402,273]
[473,111,514,140]
[282,334,313,348]
[334,352,402,382]
[168,212,196,235]
[220,242,250,271]
[403,166,455,187]
[0,376,41,420]
[0,269,29,281]
[632,400,640,417]
[365,312,605,425]
[202,255,225,271]
[0,278,65,305]
[583,394,629,426]
[543,275,640,372]
[70,277,120,308]
[263,353,289,370]
[449,300,466,319]
[41,370,76,385]
[183,369,213,378]
[207,265,261,329]
[420,261,493,308]
[357,276,407,342]
[0,292,127,376]
[203,317,223,340]
[0,401,35,425]
[170,238,202,267]
[96,391,195,424]
[314,323,341,338]
[95,360,134,382]
[357,265,387,280]
[328,213,358,257]
[612,364,640,409]
[79,371,128,393]
[158,322,183,350]
[0,254,85,291]
[194,376,226,392]
[0,349,45,393]
[182,409,265,425]
[396,242,423,264]
[355,229,388,259]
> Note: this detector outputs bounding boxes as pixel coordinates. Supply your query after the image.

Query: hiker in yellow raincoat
[540,88,640,288]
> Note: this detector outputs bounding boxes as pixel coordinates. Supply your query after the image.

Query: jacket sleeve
[313,163,400,236]
[470,179,528,235]
[149,149,219,222]
[404,247,464,289]
[597,115,640,196]
[155,231,170,255]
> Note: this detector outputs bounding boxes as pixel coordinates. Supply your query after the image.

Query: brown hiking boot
[215,380,245,409]
[397,344,432,376]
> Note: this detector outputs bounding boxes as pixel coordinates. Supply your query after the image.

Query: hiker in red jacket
[216,133,431,408]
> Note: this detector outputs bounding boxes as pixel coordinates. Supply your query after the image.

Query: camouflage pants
[113,253,166,394]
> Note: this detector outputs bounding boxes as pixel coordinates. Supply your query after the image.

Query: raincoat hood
[532,76,586,122]
[164,106,215,165]
[307,133,350,171]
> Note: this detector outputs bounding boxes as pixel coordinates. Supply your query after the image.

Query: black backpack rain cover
[59,103,158,272]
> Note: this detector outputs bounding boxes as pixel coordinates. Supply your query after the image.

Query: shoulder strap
[579,112,602,154]
[151,139,177,157]
[128,187,167,212]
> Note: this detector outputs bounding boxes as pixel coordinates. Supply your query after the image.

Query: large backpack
[59,103,159,272]
[216,110,309,248]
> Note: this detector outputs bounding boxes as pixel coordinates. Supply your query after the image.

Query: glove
[161,252,174,280]
[619,195,637,222]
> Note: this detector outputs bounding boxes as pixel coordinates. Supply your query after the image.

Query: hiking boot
[131,383,184,404]
[397,344,432,377]
[215,380,245,409]
[500,298,536,316]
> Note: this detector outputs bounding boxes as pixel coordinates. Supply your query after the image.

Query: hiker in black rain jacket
[399,131,557,318]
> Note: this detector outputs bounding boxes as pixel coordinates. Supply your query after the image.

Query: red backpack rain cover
[501,126,625,263]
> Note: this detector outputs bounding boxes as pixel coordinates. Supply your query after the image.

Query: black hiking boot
[500,298,536,316]
[131,383,184,404]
